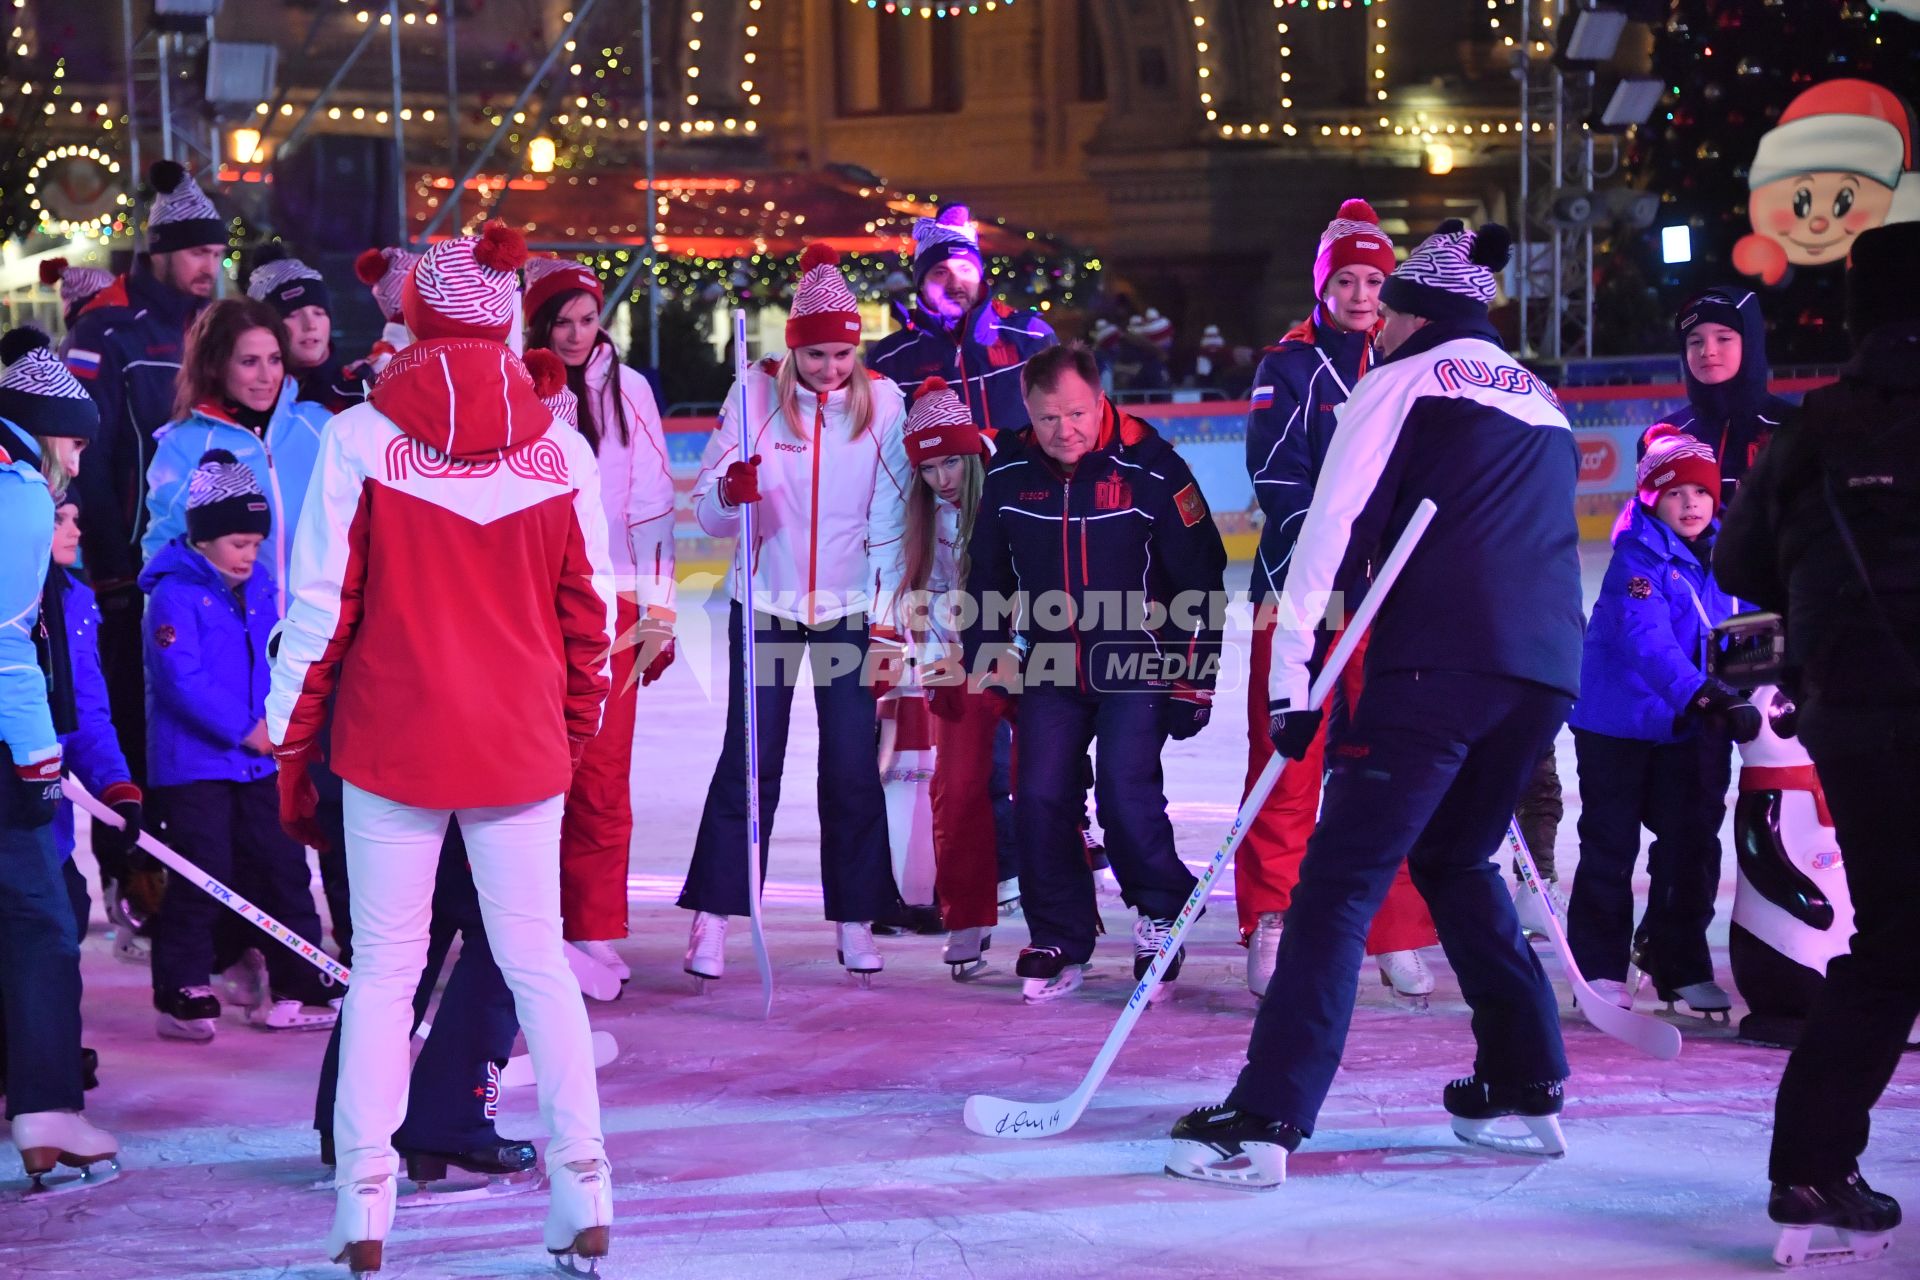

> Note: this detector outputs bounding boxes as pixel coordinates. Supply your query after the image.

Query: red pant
[560,596,639,941]
[1235,615,1437,954]
[930,688,1003,931]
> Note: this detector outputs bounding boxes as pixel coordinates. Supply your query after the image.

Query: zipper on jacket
[807,391,824,626]
[1059,475,1083,693]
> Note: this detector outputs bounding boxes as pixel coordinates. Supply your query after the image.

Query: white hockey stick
[964,498,1438,1139]
[734,309,775,1019]
[1504,821,1682,1060]
[65,776,350,986]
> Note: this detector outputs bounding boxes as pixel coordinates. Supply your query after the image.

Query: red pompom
[39,258,68,285]
[474,221,529,274]
[914,376,950,401]
[799,242,841,272]
[355,248,391,285]
[523,349,566,398]
[1336,198,1380,224]
[1642,422,1684,449]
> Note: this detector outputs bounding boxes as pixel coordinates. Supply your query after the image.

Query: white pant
[334,782,604,1183]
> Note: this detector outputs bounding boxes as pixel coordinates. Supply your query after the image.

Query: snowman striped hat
[355,245,423,323]
[785,243,863,349]
[911,204,983,289]
[247,257,332,319]
[40,258,115,324]
[0,327,99,440]
[146,160,225,255]
[1380,219,1513,323]
[186,448,271,542]
[402,222,530,342]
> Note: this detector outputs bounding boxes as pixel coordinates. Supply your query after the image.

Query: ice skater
[267,224,616,1274]
[0,327,119,1191]
[1716,220,1918,1268]
[962,343,1227,1005]
[677,244,910,985]
[1166,221,1585,1188]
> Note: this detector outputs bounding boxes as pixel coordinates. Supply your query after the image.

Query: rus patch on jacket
[1175,482,1208,527]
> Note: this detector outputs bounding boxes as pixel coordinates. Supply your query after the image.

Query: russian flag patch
[67,349,102,379]
[1249,384,1275,410]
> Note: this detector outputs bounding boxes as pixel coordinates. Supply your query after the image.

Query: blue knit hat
[1380,219,1512,324]
[0,327,98,441]
[186,449,271,542]
[911,204,983,289]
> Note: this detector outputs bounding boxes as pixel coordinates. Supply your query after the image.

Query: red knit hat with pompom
[403,222,529,342]
[523,348,579,430]
[785,243,863,351]
[903,376,983,466]
[356,246,421,323]
[1636,423,1722,510]
[1312,198,1398,301]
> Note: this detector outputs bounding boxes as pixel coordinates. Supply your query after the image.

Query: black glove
[1267,700,1324,762]
[1161,682,1213,741]
[93,782,144,858]
[1687,679,1763,745]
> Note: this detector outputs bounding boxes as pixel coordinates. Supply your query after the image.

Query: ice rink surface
[4,558,1915,1278]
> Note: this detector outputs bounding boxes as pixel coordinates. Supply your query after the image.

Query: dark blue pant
[992,720,1017,883]
[0,810,85,1118]
[1770,747,1920,1184]
[150,778,332,1006]
[314,820,519,1153]
[1566,728,1730,987]
[1228,671,1571,1134]
[1014,686,1196,959]
[679,605,893,923]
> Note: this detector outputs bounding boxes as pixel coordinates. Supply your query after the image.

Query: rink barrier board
[657,377,1832,574]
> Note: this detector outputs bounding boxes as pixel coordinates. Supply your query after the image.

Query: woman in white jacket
[525,259,676,986]
[679,244,910,981]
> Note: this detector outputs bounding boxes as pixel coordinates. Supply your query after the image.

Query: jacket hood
[1842,319,1920,393]
[139,536,258,597]
[367,337,554,459]
[1678,287,1772,419]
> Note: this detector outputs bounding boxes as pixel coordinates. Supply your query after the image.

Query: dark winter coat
[50,569,136,858]
[1715,319,1920,757]
[64,270,207,588]
[868,298,1056,434]
[138,539,279,787]
[1568,506,1741,744]
[1258,317,1584,711]
[964,402,1228,694]
[1247,308,1374,605]
[1654,287,1794,503]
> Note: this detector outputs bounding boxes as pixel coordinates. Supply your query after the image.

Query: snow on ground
[4,556,1915,1278]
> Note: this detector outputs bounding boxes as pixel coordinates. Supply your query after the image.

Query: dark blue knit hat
[186,449,271,542]
[1379,219,1513,324]
[0,327,99,441]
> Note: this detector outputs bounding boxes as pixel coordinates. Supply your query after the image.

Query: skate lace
[181,985,215,1000]
[1021,945,1064,960]
[1134,916,1174,953]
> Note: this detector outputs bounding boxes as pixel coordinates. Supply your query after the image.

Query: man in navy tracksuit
[964,344,1227,1004]
[1167,221,1586,1186]
[868,204,1057,434]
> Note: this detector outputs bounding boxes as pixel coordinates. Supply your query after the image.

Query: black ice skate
[399,1138,540,1206]
[1015,945,1086,1004]
[1771,1173,1901,1268]
[154,985,220,1042]
[1163,1104,1303,1190]
[1132,916,1184,1006]
[1443,1075,1567,1158]
[1658,980,1733,1025]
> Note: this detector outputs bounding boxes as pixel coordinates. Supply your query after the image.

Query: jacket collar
[1380,315,1506,366]
[124,266,207,331]
[1627,502,1717,569]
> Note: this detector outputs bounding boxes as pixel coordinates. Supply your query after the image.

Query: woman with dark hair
[524,259,675,987]
[141,297,320,614]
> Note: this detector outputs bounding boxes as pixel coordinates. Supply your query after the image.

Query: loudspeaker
[270,134,400,254]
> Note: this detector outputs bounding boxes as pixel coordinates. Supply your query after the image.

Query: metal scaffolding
[1516,0,1597,363]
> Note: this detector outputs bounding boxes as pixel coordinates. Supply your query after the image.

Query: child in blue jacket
[141,449,335,1041]
[1567,428,1759,1017]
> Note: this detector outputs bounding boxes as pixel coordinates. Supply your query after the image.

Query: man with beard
[868,205,1057,433]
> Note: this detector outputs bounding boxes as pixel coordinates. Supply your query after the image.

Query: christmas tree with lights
[1633,0,1920,362]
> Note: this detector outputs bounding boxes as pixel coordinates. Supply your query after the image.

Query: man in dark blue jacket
[964,343,1226,1005]
[868,204,1056,434]
[63,160,220,906]
[1167,221,1585,1188]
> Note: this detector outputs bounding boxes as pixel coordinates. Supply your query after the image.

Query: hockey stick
[64,776,350,986]
[734,309,775,1019]
[1504,821,1682,1060]
[963,498,1438,1139]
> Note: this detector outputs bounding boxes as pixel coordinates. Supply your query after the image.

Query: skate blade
[1774,1225,1895,1267]
[1450,1114,1566,1158]
[1664,1002,1732,1026]
[1389,991,1434,1013]
[948,959,989,981]
[1162,1139,1286,1190]
[155,1016,215,1043]
[17,1157,120,1199]
[1021,968,1086,1004]
[400,1169,542,1208]
[552,1225,611,1276]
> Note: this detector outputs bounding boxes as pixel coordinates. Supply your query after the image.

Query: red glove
[867,628,908,701]
[274,744,329,852]
[635,612,676,687]
[719,455,762,507]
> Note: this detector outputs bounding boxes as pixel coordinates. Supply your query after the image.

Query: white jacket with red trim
[579,343,675,617]
[692,359,909,626]
[265,337,615,810]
